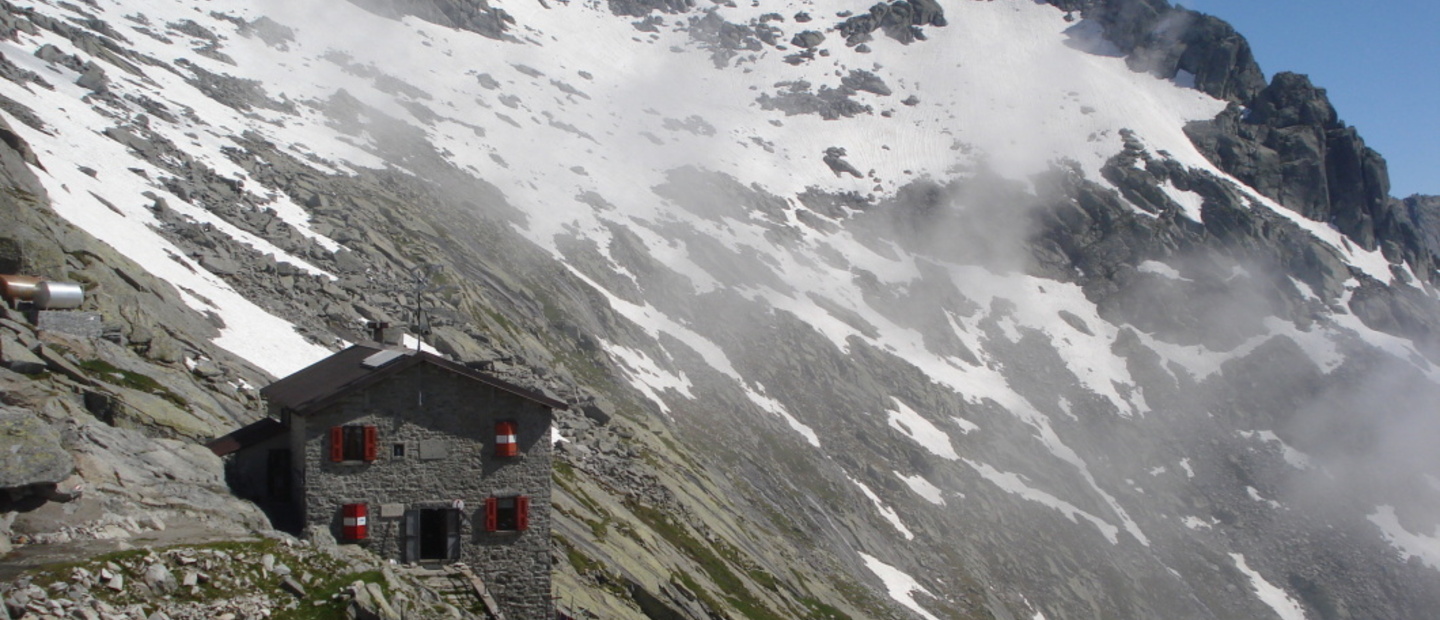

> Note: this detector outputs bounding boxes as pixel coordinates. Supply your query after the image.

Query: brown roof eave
[270,347,568,416]
[205,417,287,456]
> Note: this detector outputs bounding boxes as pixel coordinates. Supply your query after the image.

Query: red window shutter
[517,496,530,531]
[329,426,344,462]
[496,421,518,457]
[363,426,378,462]
[342,503,369,541]
[484,497,498,532]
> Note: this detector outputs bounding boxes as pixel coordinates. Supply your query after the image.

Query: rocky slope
[2,0,1440,619]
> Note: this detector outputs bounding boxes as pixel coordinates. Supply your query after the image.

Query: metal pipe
[34,281,84,310]
[0,274,41,302]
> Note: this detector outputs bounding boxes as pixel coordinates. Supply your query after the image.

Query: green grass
[627,501,791,620]
[23,540,389,620]
[77,359,189,409]
[799,597,857,620]
[554,535,628,600]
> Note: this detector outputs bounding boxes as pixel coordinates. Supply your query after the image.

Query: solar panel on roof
[361,349,406,369]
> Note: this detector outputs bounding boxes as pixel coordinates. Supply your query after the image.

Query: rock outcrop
[1046,0,1265,101]
[0,409,73,497]
[345,0,516,40]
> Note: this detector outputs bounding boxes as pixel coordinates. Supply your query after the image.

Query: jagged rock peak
[1046,0,1265,102]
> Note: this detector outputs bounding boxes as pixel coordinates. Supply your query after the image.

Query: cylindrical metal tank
[0,274,41,302]
[33,281,84,310]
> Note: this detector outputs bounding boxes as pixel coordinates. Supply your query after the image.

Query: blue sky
[1181,1,1439,197]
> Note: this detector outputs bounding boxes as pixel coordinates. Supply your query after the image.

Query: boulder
[143,563,177,594]
[1,334,45,374]
[790,30,825,49]
[75,63,108,92]
[348,580,401,620]
[280,576,306,598]
[822,147,863,179]
[0,409,73,491]
[429,326,500,365]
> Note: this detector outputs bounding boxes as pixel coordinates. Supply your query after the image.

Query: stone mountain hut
[210,344,566,620]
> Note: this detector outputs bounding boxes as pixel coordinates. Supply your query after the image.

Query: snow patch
[1138,260,1186,280]
[859,553,941,620]
[1368,505,1440,570]
[1182,516,1213,530]
[966,460,1120,544]
[849,477,914,540]
[1179,458,1195,479]
[1230,554,1309,620]
[1246,486,1283,510]
[952,415,980,434]
[886,398,959,460]
[1240,430,1313,470]
[897,472,947,506]
[1160,180,1205,223]
[597,339,693,415]
[743,385,820,448]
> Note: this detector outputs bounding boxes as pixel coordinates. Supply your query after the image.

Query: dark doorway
[406,508,462,563]
[259,449,300,533]
[420,509,449,560]
[265,449,291,501]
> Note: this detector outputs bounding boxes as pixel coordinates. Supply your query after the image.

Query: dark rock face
[345,0,516,39]
[1404,195,1440,257]
[247,17,296,48]
[1184,73,1398,253]
[789,30,824,49]
[835,0,947,47]
[822,147,863,179]
[1047,0,1264,102]
[687,11,767,68]
[841,69,891,96]
[605,0,692,18]
[1061,2,1436,289]
[756,80,873,120]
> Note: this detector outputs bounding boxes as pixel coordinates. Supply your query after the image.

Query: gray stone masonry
[294,363,553,620]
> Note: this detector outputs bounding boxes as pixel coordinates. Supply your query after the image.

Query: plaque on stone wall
[418,439,448,460]
[379,503,405,519]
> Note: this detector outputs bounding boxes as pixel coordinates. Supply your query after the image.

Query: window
[329,425,377,462]
[484,496,530,532]
[495,420,518,457]
[392,443,406,458]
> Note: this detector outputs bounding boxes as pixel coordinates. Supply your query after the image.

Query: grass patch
[555,535,627,600]
[627,501,790,620]
[800,597,857,620]
[23,539,388,620]
[77,359,189,408]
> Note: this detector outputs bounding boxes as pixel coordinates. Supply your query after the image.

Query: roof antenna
[409,263,455,352]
